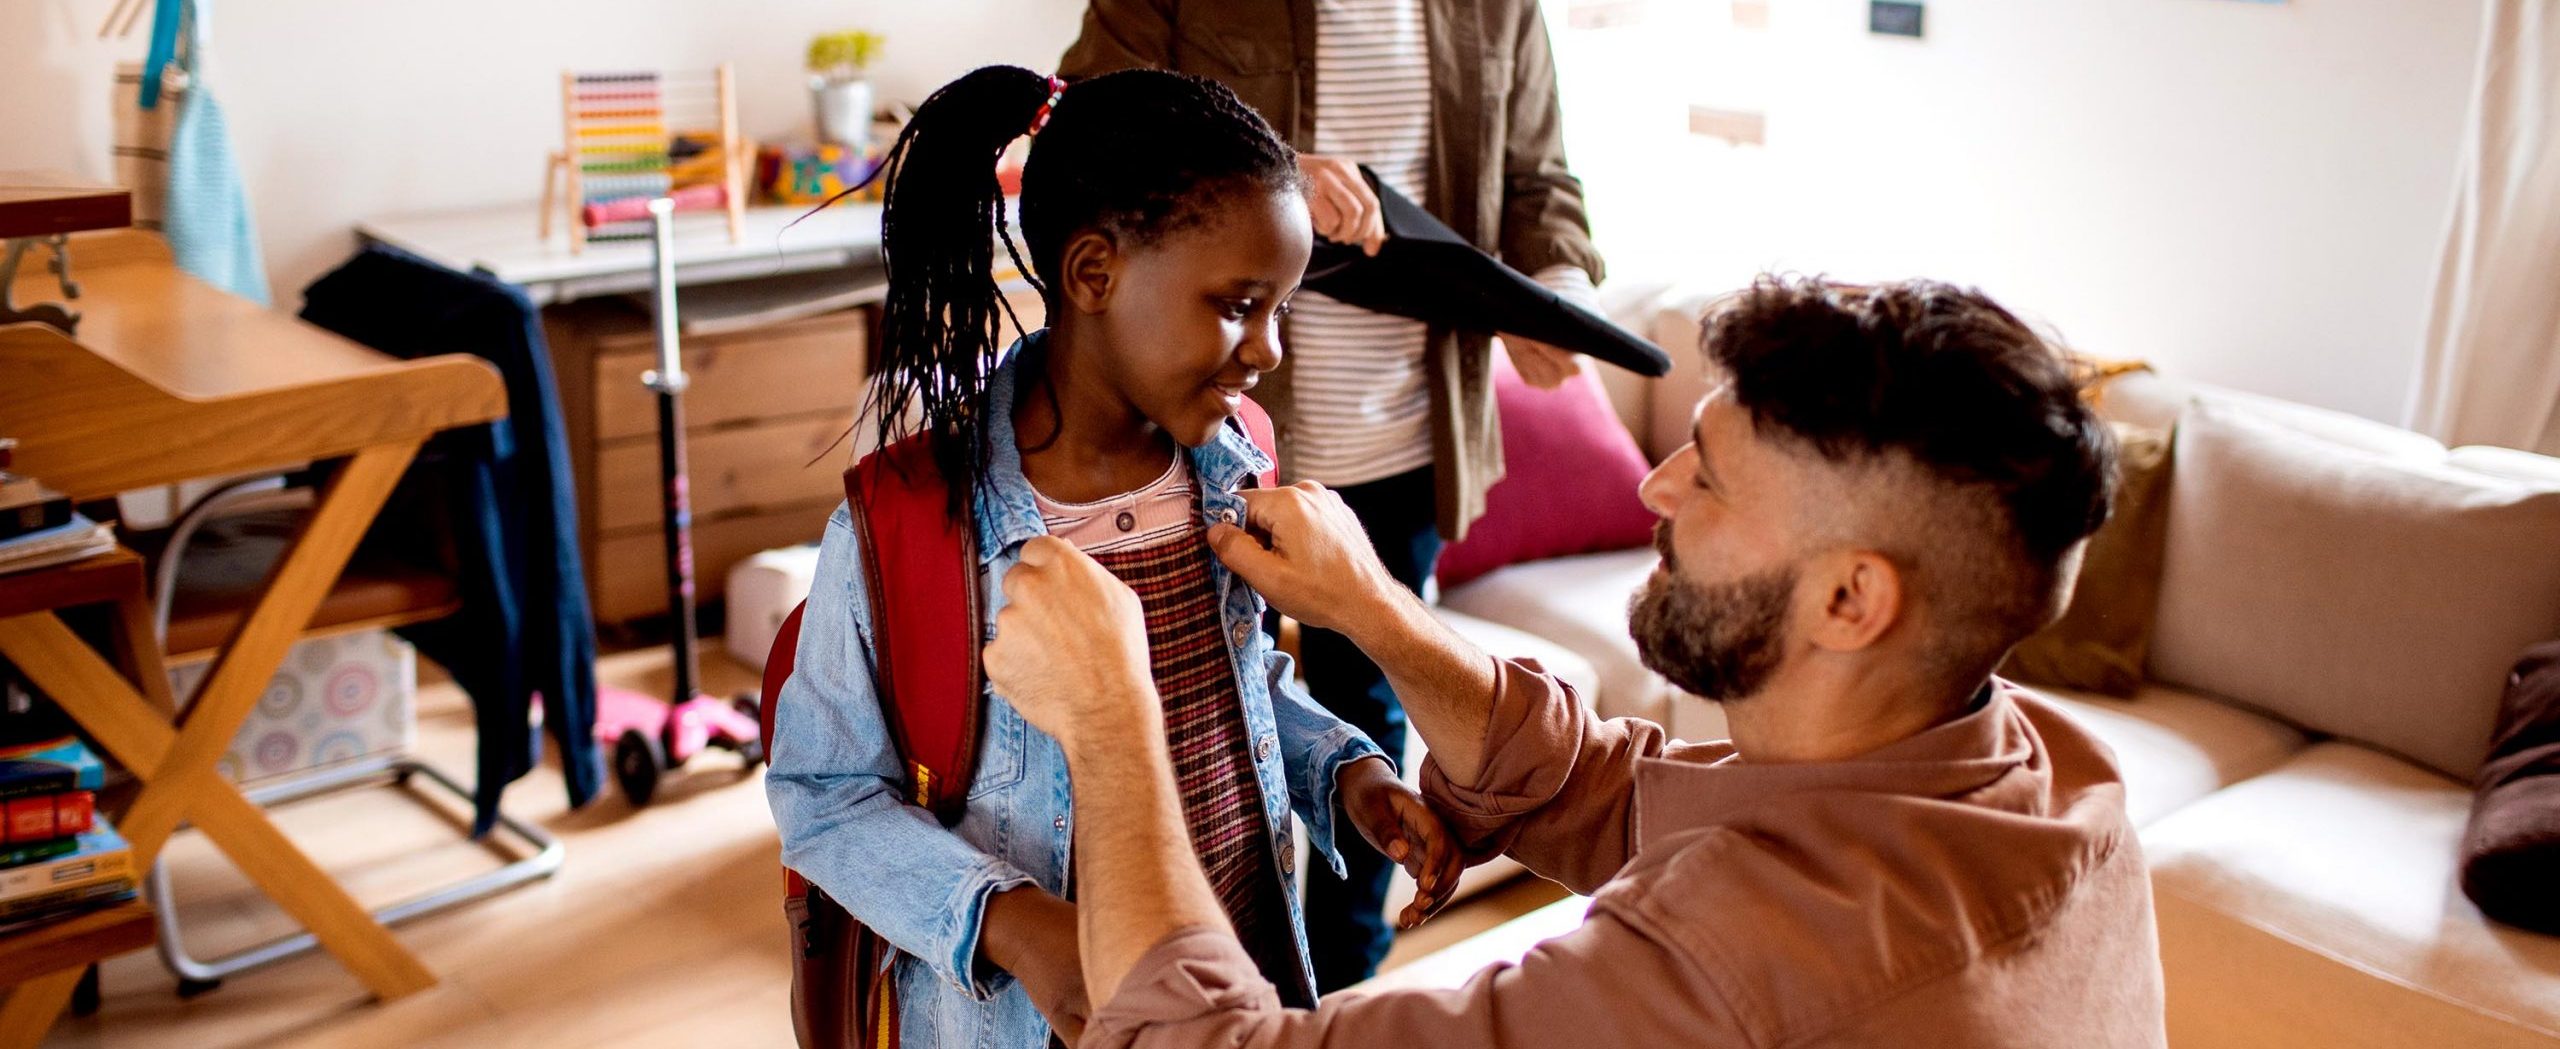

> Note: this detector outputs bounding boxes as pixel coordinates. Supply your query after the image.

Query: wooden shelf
[0,172,131,240]
[0,902,153,988]
[0,549,143,623]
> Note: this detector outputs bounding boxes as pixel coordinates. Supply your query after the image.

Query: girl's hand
[982,886,1091,1043]
[1336,756,1467,928]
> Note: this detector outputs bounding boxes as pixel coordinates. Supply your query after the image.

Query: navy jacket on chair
[300,246,603,830]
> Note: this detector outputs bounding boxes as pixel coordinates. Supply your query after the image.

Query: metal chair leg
[144,754,563,989]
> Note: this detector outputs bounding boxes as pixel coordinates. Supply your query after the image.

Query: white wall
[8,0,2479,424]
[1552,0,2482,425]
[2,0,1089,303]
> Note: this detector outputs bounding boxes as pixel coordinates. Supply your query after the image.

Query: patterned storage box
[166,630,417,786]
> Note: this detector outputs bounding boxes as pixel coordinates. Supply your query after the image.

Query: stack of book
[1,442,113,577]
[0,737,137,935]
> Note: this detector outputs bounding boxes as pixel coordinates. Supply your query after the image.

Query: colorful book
[0,819,135,908]
[0,762,74,802]
[0,838,79,869]
[0,513,113,576]
[0,738,104,795]
[1,791,94,845]
[0,881,138,926]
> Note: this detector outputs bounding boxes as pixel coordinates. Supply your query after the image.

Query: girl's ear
[1058,230,1121,315]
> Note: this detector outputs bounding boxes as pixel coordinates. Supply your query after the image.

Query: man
[983,276,2169,1047]
[1059,0,1603,989]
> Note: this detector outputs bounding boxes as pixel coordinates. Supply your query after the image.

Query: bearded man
[979,275,2170,1048]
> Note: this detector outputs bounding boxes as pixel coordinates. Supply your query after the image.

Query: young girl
[766,66,1462,1047]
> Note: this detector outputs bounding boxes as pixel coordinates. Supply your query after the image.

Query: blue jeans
[1295,464,1442,992]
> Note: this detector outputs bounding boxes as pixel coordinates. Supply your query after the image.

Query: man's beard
[1628,524,1795,703]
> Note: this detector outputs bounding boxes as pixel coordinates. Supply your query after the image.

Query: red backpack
[763,401,1277,1049]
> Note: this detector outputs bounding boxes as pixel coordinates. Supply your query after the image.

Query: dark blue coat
[301,247,603,830]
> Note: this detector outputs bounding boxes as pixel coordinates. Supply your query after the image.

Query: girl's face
[1090,188,1314,447]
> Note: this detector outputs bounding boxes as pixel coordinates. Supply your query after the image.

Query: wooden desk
[355,202,1044,626]
[357,199,887,306]
[0,234,505,1042]
[358,202,889,625]
[0,171,131,239]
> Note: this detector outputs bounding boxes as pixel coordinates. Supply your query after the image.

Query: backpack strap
[844,435,983,826]
[1234,396,1279,490]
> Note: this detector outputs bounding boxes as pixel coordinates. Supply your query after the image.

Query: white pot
[812,77,874,151]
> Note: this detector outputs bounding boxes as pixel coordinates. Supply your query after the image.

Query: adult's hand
[983,535,1159,750]
[1501,335,1582,391]
[1300,154,1387,256]
[1215,483,1505,784]
[1206,483,1403,639]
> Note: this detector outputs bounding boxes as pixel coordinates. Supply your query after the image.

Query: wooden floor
[31,643,1561,1048]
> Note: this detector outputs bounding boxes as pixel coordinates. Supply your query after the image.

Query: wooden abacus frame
[541,63,748,254]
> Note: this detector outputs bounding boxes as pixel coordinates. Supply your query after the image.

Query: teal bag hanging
[145,0,269,305]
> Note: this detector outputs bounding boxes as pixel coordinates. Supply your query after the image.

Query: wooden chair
[131,472,563,995]
[0,232,508,1044]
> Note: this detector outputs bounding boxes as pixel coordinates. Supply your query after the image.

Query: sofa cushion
[1436,351,1656,588]
[2002,422,2177,697]
[2149,398,2560,779]
[2028,681,2309,827]
[2141,743,2560,1048]
[1431,607,1604,717]
[1440,548,1680,725]
[1641,295,1718,462]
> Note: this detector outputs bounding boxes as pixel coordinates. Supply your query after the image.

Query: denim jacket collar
[974,331,1274,566]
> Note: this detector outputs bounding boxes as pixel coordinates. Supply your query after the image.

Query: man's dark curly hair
[1704,276,2118,670]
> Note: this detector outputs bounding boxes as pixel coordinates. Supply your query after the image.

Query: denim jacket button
[1214,508,1239,525]
[1053,815,1067,832]
[1230,620,1252,646]
[1255,735,1275,762]
[1280,848,1296,875]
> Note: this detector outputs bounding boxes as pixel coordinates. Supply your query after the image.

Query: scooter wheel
[614,728,667,806]
[732,693,766,767]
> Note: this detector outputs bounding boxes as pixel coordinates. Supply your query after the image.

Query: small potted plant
[808,29,884,151]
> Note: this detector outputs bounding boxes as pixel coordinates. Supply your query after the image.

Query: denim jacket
[766,336,1385,1048]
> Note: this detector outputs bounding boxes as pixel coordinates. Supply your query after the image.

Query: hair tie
[1027,75,1067,136]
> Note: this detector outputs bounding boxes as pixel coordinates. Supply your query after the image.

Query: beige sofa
[1376,291,2560,1047]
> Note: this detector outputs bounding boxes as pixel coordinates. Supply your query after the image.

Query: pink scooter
[594,196,764,806]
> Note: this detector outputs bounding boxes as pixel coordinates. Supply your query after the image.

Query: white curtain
[2409,0,2560,454]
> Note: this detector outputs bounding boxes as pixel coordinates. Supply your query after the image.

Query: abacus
[543,64,748,252]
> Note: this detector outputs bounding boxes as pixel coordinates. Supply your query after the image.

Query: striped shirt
[1284,0,1439,487]
[1030,459,1301,995]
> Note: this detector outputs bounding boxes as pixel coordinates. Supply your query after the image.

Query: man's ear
[1803,549,1903,653]
[1058,229,1121,315]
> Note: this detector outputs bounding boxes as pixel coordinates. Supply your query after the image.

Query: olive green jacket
[1059,0,1605,541]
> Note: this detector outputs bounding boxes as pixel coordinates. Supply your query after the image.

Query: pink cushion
[1437,351,1659,588]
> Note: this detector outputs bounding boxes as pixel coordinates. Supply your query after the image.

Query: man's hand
[1300,154,1387,256]
[1337,756,1466,929]
[984,536,1159,750]
[1207,482,1405,639]
[1501,335,1582,391]
[981,886,1090,1043]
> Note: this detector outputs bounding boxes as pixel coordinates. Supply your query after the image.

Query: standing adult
[1060,0,1604,990]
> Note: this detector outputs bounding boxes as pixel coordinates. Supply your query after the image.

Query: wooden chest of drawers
[546,301,867,625]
